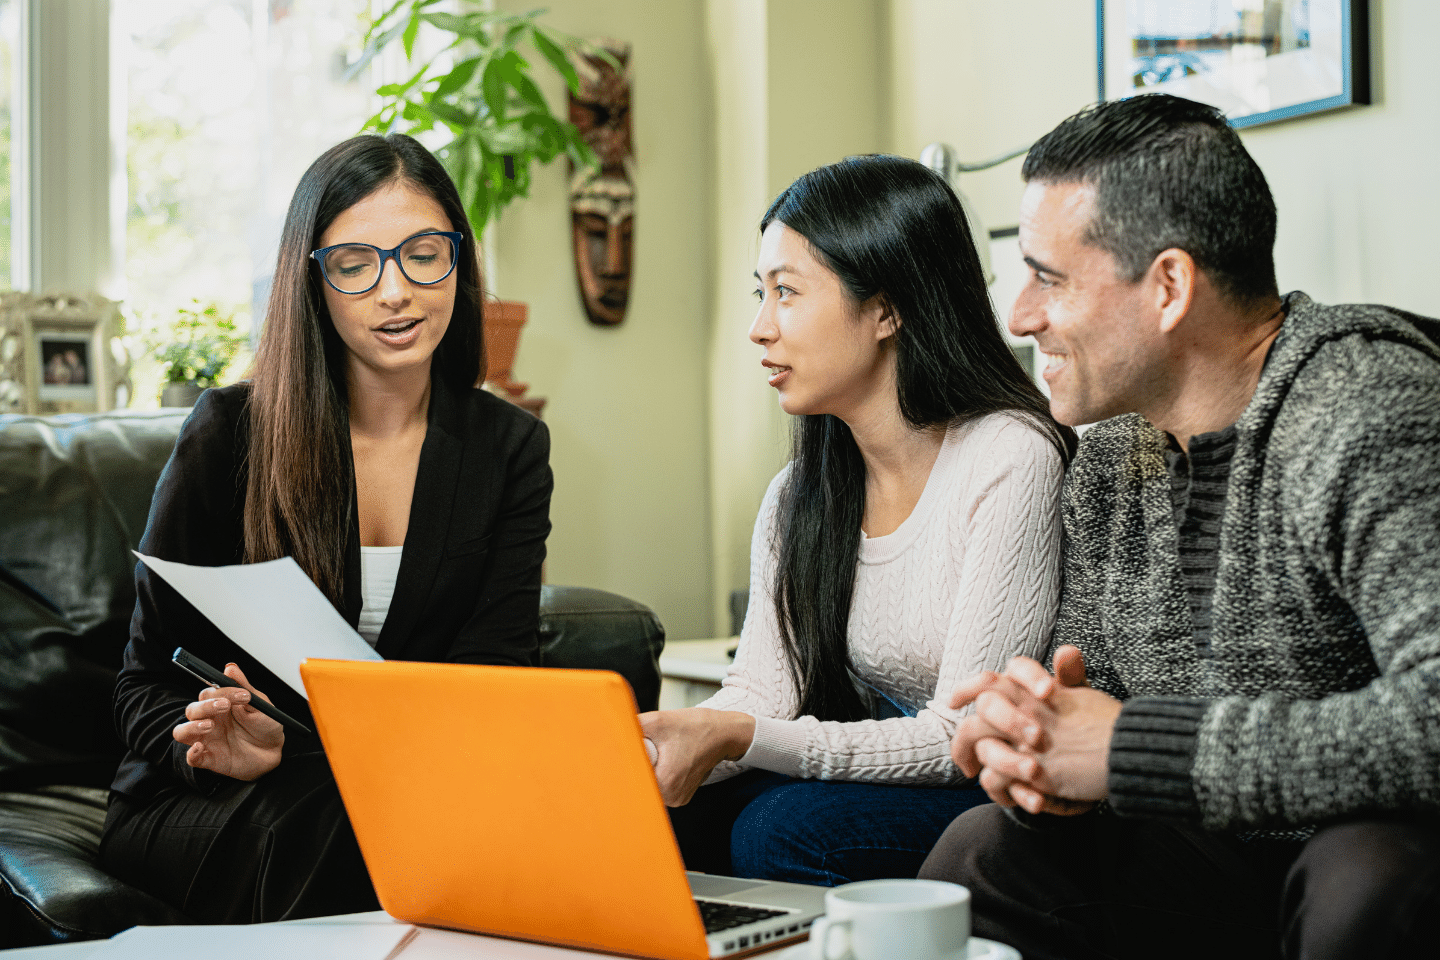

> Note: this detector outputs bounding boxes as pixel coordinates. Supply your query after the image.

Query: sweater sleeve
[693,467,797,783]
[702,418,1066,785]
[1111,338,1440,829]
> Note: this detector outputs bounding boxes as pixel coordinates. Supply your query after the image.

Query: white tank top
[358,546,404,647]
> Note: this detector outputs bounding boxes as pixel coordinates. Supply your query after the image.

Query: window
[119,0,373,405]
[0,0,18,290]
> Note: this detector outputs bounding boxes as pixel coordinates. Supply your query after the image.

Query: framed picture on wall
[0,294,129,415]
[1098,0,1370,128]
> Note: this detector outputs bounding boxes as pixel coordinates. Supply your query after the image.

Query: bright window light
[0,0,16,291]
[119,0,374,405]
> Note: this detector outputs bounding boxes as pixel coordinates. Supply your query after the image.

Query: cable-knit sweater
[700,412,1065,784]
[1055,292,1440,832]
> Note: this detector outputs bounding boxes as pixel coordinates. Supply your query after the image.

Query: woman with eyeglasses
[100,134,551,922]
[642,154,1075,885]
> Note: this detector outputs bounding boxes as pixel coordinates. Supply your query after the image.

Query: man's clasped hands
[950,644,1124,817]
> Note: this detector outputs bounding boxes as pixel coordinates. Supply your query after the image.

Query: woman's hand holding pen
[172,662,284,780]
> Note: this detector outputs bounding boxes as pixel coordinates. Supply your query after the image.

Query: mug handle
[808,916,853,960]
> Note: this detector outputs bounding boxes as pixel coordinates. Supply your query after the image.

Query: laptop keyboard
[695,898,789,933]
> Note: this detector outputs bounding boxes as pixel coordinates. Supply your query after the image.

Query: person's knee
[1282,818,1440,960]
[731,781,925,883]
[917,803,1012,886]
[732,782,994,884]
[730,782,837,881]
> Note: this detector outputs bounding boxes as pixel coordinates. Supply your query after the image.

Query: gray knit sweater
[1053,292,1440,832]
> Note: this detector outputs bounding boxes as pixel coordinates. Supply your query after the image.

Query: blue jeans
[669,770,990,886]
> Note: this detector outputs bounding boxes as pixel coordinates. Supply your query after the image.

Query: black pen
[171,647,313,736]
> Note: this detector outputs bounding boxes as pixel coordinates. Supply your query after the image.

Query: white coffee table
[4,911,798,958]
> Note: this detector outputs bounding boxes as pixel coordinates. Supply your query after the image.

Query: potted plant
[153,300,248,407]
[352,1,608,395]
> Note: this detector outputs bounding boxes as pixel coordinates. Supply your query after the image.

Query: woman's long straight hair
[761,155,1076,723]
[243,134,484,607]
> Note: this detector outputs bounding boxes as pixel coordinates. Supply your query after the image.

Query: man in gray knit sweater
[919,95,1440,960]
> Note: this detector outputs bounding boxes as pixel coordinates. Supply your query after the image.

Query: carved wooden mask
[568,39,633,327]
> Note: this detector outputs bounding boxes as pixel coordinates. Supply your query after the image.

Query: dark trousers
[918,804,1440,960]
[99,751,379,924]
[670,770,991,886]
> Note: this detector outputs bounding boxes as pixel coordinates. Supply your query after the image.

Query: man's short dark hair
[1022,94,1278,306]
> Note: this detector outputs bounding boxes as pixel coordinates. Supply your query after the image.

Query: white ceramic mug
[808,878,970,960]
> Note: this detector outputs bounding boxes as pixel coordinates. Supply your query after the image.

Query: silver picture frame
[0,293,130,415]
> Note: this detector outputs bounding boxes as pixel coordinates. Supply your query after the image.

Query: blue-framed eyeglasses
[310,231,464,295]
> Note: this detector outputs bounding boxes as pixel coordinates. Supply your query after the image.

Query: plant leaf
[510,71,550,115]
[501,21,528,49]
[401,100,440,134]
[425,100,473,128]
[530,27,580,95]
[348,19,408,79]
[375,60,430,100]
[360,0,411,47]
[402,9,422,60]
[577,37,623,73]
[446,135,472,204]
[421,10,502,40]
[433,55,481,97]
[467,137,491,232]
[420,11,469,35]
[480,57,506,124]
[493,50,540,115]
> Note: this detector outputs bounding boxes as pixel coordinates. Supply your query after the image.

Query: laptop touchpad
[687,874,769,898]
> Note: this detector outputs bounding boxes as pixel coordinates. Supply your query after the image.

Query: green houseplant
[154,300,247,407]
[353,0,603,234]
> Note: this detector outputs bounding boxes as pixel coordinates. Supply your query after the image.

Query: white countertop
[658,636,737,684]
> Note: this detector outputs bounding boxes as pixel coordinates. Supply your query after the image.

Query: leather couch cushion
[0,412,188,790]
[539,584,665,712]
[0,569,128,791]
[0,412,188,632]
[0,786,189,945]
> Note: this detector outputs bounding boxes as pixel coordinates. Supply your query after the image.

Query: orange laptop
[300,659,826,959]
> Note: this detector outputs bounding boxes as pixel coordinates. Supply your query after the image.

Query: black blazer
[110,380,552,800]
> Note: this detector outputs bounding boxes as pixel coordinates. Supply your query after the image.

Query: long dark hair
[762,154,1075,723]
[243,134,484,606]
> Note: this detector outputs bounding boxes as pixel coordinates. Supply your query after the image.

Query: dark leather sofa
[0,407,665,947]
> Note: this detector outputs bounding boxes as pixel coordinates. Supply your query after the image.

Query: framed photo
[0,293,128,415]
[1098,0,1370,128]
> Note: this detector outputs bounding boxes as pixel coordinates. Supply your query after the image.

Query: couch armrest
[538,586,665,712]
[0,786,190,946]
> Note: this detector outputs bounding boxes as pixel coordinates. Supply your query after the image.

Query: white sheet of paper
[87,922,416,960]
[135,552,381,699]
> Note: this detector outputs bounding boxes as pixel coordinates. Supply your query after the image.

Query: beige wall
[493,0,714,640]
[885,0,1096,235]
[703,0,779,637]
[1244,0,1440,316]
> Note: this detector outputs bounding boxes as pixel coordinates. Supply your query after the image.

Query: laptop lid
[301,658,711,960]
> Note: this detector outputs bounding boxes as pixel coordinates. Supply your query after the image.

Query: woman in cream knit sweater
[640,155,1074,885]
